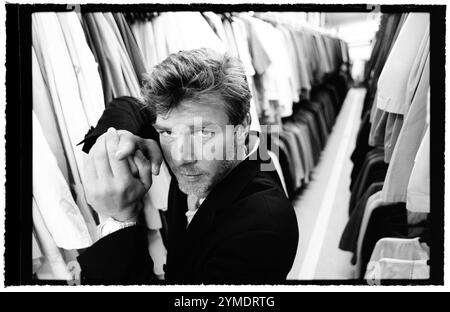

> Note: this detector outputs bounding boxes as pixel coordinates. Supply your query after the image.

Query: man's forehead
[155,97,229,127]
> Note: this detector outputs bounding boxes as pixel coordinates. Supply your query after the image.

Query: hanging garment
[269,27,296,117]
[238,15,272,120]
[294,109,322,164]
[230,17,256,77]
[349,150,388,215]
[289,29,312,94]
[239,15,271,76]
[383,113,404,163]
[100,12,142,96]
[311,33,330,83]
[355,191,384,266]
[301,31,317,87]
[33,111,93,249]
[281,123,307,181]
[150,14,171,64]
[369,105,404,163]
[340,181,384,257]
[111,13,149,84]
[366,258,429,280]
[319,35,334,73]
[222,17,240,57]
[57,12,105,128]
[232,20,261,133]
[381,52,429,203]
[33,196,72,280]
[276,24,301,103]
[376,13,429,115]
[32,46,70,183]
[82,13,141,103]
[406,125,430,215]
[129,20,159,70]
[358,201,409,276]
[365,237,429,280]
[370,15,429,162]
[202,12,228,45]
[240,16,294,118]
[280,128,306,188]
[350,111,375,189]
[165,12,227,55]
[300,100,329,148]
[32,12,98,240]
[32,230,44,274]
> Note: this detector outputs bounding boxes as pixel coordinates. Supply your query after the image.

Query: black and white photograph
[1,0,447,295]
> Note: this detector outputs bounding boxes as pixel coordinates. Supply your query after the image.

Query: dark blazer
[77,96,299,284]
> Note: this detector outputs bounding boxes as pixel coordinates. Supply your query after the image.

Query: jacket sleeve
[79,96,159,154]
[76,96,161,284]
[77,225,160,285]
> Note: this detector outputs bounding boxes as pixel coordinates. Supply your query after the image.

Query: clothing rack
[251,12,339,39]
[123,11,159,23]
[340,12,430,280]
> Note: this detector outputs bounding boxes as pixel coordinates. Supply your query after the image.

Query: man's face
[155,95,244,198]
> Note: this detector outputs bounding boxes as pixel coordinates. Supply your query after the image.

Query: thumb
[115,133,138,160]
[139,139,163,176]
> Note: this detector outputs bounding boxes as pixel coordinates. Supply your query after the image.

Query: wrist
[97,202,142,239]
[112,201,142,222]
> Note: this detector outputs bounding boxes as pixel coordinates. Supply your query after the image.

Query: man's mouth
[181,173,203,181]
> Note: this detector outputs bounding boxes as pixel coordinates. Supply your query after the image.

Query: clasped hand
[83,128,162,221]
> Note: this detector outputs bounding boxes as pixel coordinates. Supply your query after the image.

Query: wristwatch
[97,217,137,239]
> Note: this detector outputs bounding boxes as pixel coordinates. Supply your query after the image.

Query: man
[77,48,299,284]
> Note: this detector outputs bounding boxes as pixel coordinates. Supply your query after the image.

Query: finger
[115,132,138,160]
[139,139,163,176]
[128,156,139,177]
[133,149,152,190]
[82,152,97,182]
[92,134,113,179]
[106,127,132,178]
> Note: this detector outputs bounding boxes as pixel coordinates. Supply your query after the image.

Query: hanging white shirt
[406,125,430,214]
[130,20,159,70]
[33,111,93,249]
[381,52,429,203]
[33,196,73,281]
[32,46,70,183]
[32,12,98,240]
[376,13,429,115]
[57,12,105,128]
[365,237,429,280]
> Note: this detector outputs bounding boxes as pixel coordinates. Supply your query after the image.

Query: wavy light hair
[141,48,252,125]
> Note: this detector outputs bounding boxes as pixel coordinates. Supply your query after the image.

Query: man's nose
[172,134,199,166]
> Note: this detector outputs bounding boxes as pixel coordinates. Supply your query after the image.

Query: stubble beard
[176,159,240,198]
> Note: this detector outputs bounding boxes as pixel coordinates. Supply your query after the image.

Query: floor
[287,88,366,280]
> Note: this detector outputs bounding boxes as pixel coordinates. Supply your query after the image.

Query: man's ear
[236,113,251,141]
[241,113,251,136]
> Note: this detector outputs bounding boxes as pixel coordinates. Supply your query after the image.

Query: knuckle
[93,149,107,162]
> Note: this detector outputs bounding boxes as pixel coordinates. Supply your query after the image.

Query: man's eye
[159,130,172,137]
[194,129,214,139]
